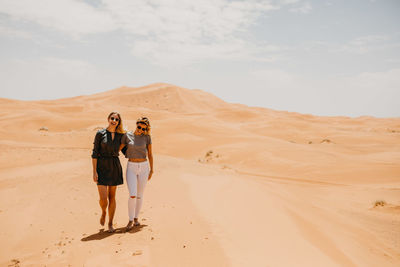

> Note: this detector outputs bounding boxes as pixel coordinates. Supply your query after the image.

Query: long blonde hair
[108,111,126,134]
[136,116,151,135]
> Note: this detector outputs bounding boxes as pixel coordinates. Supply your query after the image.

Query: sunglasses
[110,117,119,122]
[137,125,147,131]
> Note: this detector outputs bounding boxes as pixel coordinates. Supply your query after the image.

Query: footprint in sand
[9,258,20,267]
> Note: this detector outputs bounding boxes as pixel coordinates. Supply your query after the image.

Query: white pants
[126,161,150,220]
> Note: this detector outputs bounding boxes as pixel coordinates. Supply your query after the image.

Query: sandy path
[0,152,229,266]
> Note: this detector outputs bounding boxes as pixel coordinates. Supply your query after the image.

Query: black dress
[91,129,123,186]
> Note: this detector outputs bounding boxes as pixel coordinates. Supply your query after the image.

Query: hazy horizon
[1,0,399,117]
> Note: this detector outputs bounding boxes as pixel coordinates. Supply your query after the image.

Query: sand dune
[0,83,399,266]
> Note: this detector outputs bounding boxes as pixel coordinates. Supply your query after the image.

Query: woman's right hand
[93,172,98,182]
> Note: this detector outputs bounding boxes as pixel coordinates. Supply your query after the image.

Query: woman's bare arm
[92,158,98,182]
[147,144,153,180]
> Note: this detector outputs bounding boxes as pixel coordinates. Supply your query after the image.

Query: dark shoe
[126,221,133,232]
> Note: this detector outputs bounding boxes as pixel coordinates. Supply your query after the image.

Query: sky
[0,0,399,117]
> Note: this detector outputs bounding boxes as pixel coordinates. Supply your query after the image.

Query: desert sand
[0,83,399,266]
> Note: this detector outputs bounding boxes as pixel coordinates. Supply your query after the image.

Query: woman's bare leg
[97,185,108,226]
[107,186,117,232]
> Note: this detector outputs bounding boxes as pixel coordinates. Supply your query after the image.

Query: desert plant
[374,200,386,207]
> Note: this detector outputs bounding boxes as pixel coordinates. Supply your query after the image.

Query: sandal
[134,219,140,226]
[108,223,116,233]
[126,221,133,232]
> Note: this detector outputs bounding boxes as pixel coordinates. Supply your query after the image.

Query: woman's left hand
[148,169,153,180]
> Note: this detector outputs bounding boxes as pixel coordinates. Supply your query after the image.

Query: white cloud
[0,0,307,65]
[338,34,395,54]
[288,33,400,57]
[346,68,400,91]
[103,0,285,65]
[0,57,104,99]
[328,69,400,117]
[0,24,67,48]
[251,68,297,88]
[289,1,312,13]
[248,68,400,117]
[104,0,278,39]
[0,0,116,37]
[280,0,301,4]
[251,67,400,94]
[0,24,34,39]
[131,38,282,66]
[40,57,98,77]
[0,0,301,38]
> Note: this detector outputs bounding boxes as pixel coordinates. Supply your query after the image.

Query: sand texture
[0,83,399,266]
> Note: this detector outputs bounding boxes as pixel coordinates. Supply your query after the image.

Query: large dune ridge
[0,83,399,266]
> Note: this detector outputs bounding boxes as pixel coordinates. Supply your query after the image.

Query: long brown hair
[108,111,126,134]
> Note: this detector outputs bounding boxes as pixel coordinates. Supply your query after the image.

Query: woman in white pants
[120,117,154,231]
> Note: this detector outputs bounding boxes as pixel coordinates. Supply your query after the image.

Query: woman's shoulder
[122,131,134,140]
[96,128,107,135]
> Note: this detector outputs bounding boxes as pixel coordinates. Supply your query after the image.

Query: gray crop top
[121,132,152,159]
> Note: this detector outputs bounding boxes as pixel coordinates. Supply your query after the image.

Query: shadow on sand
[81,224,147,241]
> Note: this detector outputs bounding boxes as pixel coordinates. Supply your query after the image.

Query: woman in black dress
[91,111,125,232]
